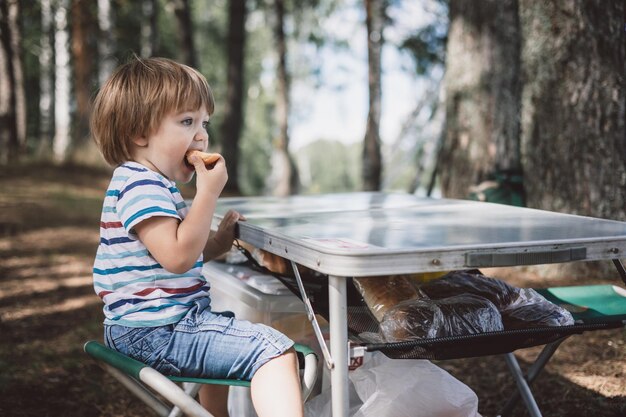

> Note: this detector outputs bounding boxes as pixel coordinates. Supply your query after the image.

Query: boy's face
[132,108,210,183]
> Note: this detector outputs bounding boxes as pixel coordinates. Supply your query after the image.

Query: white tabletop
[213,192,626,276]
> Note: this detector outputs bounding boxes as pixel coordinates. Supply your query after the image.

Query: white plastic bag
[305,352,481,417]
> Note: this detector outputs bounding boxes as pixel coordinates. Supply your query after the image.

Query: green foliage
[296,140,361,194]
[400,24,447,75]
[193,0,228,122]
[15,0,441,196]
[239,87,274,196]
[112,0,145,60]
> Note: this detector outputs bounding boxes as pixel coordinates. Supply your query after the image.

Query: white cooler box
[202,261,327,417]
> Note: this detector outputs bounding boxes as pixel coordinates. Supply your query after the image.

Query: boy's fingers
[190,155,207,171]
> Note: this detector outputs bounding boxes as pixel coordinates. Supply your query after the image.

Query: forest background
[0,0,625,416]
[1,0,624,222]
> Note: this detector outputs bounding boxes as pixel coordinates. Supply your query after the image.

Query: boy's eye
[182,118,193,126]
[202,121,211,130]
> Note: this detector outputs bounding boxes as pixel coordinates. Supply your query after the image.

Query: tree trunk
[0,0,22,164]
[39,0,55,156]
[170,0,196,67]
[8,0,24,153]
[439,0,521,199]
[362,0,384,191]
[70,0,96,153]
[267,0,298,196]
[520,0,626,221]
[97,0,116,86]
[53,0,71,162]
[140,0,157,58]
[220,0,247,195]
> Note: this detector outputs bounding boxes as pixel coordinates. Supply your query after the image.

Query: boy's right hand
[189,153,228,197]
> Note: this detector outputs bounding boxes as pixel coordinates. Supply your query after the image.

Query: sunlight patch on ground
[560,372,626,397]
[0,275,92,299]
[0,254,87,269]
[0,227,98,251]
[1,254,91,275]
[514,340,626,397]
[0,294,100,321]
[0,178,105,202]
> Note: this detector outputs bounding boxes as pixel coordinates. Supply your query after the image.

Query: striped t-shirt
[93,161,209,327]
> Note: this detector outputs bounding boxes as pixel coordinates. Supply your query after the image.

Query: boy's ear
[132,135,149,147]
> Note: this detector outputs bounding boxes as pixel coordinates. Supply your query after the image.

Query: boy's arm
[134,155,227,274]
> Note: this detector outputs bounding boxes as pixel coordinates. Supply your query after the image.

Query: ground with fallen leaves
[0,163,624,416]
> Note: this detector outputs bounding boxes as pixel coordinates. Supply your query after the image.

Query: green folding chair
[84,340,318,417]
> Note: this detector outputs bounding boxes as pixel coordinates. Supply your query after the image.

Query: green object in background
[468,169,525,207]
[536,285,626,323]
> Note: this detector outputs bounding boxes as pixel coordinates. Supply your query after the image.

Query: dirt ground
[0,163,624,416]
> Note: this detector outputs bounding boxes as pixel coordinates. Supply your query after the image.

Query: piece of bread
[185,150,221,168]
[353,275,422,322]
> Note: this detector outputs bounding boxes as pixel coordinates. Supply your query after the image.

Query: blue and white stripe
[93,161,208,327]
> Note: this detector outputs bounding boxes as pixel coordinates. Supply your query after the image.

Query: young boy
[90,57,303,417]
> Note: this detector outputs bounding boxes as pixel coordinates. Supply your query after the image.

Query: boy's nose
[194,127,208,141]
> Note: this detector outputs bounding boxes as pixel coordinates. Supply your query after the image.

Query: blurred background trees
[0,0,624,223]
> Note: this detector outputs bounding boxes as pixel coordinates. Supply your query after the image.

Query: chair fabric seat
[85,340,315,386]
[536,284,626,323]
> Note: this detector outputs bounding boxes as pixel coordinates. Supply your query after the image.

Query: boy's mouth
[184,158,195,170]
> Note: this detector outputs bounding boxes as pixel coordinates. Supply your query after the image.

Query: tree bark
[53,0,71,162]
[170,0,196,67]
[97,0,116,86]
[0,0,22,164]
[362,0,384,191]
[39,0,55,156]
[520,0,626,221]
[7,0,24,153]
[439,0,521,198]
[220,0,246,195]
[70,0,96,152]
[140,0,157,58]
[267,0,298,196]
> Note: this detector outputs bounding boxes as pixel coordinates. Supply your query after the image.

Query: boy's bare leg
[250,348,303,417]
[198,384,230,417]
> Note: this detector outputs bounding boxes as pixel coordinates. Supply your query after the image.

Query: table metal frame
[212,192,626,417]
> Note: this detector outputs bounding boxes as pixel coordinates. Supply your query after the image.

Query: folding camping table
[213,192,626,417]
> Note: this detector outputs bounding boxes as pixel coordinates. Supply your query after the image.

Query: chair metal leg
[102,364,171,417]
[500,338,566,416]
[503,353,542,417]
[168,383,204,417]
[138,367,215,417]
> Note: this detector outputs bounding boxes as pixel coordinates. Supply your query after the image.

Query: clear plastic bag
[418,270,520,309]
[502,288,574,329]
[305,352,482,417]
[379,294,504,342]
[417,271,574,330]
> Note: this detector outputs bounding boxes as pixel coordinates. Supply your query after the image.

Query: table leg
[504,353,543,417]
[612,258,626,285]
[328,275,349,417]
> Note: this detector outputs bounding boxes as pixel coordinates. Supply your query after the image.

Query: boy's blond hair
[91,57,215,166]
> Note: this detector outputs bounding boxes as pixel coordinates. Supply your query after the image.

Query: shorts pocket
[106,325,172,365]
[153,356,181,377]
[126,327,172,364]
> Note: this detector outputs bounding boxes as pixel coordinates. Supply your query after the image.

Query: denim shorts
[104,297,294,381]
